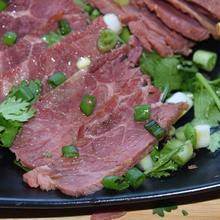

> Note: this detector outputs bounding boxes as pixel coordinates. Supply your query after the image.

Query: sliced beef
[0,1,89,75]
[138,7,194,56]
[23,78,188,196]
[84,0,138,24]
[139,0,210,41]
[10,45,143,169]
[186,0,220,20]
[0,17,109,103]
[165,0,219,40]
[0,0,74,52]
[129,20,174,57]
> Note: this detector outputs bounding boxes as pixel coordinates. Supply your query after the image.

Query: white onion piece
[76,57,91,70]
[194,124,210,149]
[103,13,123,35]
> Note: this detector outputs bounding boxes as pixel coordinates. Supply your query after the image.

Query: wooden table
[1,189,220,219]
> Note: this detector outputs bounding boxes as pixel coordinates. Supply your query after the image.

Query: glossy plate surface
[0,37,220,208]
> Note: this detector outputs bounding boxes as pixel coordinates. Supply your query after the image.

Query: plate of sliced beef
[0,0,220,208]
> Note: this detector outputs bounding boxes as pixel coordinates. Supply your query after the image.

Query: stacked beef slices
[85,0,220,57]
[0,0,218,196]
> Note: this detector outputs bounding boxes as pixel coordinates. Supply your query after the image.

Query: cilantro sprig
[0,79,42,147]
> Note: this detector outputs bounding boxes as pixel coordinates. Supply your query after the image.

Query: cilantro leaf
[208,131,220,152]
[0,96,36,122]
[0,115,22,147]
[41,30,64,48]
[153,206,178,217]
[141,51,182,91]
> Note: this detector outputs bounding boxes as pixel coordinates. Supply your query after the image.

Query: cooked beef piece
[0,1,89,75]
[0,0,72,52]
[186,0,220,20]
[84,0,194,57]
[129,20,174,57]
[10,45,143,169]
[0,17,108,103]
[84,0,138,24]
[23,78,188,196]
[139,0,210,41]
[165,0,219,40]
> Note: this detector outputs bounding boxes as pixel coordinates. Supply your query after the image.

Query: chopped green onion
[58,19,71,36]
[171,140,194,166]
[103,13,123,35]
[125,167,146,188]
[184,123,197,146]
[112,0,130,5]
[47,72,66,88]
[168,126,176,137]
[102,176,129,191]
[160,139,184,157]
[42,152,52,158]
[83,4,93,13]
[0,0,7,13]
[62,145,79,157]
[11,85,35,102]
[119,27,130,44]
[144,120,166,139]
[175,126,187,142]
[90,9,101,20]
[134,104,151,121]
[136,154,154,172]
[98,30,117,53]
[80,94,97,116]
[2,31,18,46]
[194,124,210,149]
[193,50,217,72]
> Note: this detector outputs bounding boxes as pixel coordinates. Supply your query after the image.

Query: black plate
[0,37,220,208]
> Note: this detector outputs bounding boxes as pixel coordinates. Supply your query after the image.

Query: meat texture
[23,75,188,196]
[0,17,108,103]
[186,0,220,20]
[139,0,210,41]
[0,0,72,52]
[10,45,142,169]
[165,0,219,40]
[0,1,89,75]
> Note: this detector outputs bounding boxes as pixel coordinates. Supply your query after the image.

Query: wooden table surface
[1,189,220,220]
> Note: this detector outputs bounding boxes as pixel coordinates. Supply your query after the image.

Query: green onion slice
[144,120,166,139]
[58,19,71,36]
[80,94,97,116]
[125,167,146,188]
[134,104,151,121]
[2,31,18,46]
[193,50,217,72]
[11,85,35,102]
[113,0,130,5]
[62,145,79,157]
[184,123,197,146]
[98,30,117,53]
[102,176,129,191]
[119,27,130,44]
[47,72,66,88]
[90,9,101,20]
[0,0,7,13]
